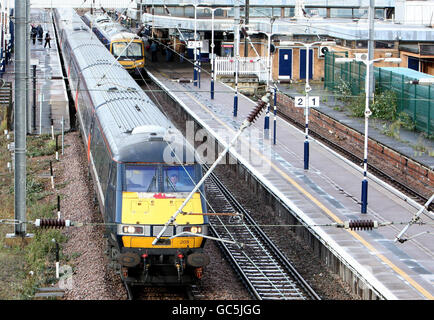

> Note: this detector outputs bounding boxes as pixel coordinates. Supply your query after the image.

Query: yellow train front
[110,33,145,73]
[81,12,145,74]
[115,160,210,285]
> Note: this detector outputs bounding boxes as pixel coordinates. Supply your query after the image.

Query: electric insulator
[35,218,71,229]
[241,27,249,38]
[346,220,377,231]
[247,99,267,123]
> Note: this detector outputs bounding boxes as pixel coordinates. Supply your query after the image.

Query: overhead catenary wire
[0,218,431,230]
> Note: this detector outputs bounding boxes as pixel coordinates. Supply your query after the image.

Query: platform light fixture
[285,40,336,170]
[203,6,231,100]
[179,2,205,87]
[407,78,434,85]
[335,55,401,213]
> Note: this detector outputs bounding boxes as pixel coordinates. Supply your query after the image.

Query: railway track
[204,167,321,300]
[275,108,434,213]
[125,283,204,300]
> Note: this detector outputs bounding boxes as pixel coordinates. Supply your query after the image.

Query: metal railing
[215,56,268,82]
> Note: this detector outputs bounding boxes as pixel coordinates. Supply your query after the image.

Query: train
[53,8,210,287]
[81,10,145,74]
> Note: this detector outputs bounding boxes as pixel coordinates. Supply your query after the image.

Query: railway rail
[274,108,434,213]
[204,167,321,300]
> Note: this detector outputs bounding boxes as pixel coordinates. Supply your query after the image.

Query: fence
[214,56,269,82]
[324,51,434,136]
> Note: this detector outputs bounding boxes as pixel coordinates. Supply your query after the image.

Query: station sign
[187,40,203,49]
[294,96,320,108]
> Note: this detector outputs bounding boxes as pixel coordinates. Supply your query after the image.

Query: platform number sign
[294,96,320,108]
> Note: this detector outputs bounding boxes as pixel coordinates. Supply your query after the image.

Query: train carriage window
[112,41,143,59]
[125,166,158,192]
[163,166,196,192]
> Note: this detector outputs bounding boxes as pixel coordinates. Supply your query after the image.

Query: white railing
[215,56,269,82]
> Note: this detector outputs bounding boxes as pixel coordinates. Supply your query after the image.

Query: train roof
[55,8,196,164]
[84,12,140,42]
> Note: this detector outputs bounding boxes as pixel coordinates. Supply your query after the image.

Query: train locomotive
[81,10,145,74]
[53,8,210,286]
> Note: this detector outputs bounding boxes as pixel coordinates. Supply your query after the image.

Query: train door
[299,48,313,80]
[278,49,292,79]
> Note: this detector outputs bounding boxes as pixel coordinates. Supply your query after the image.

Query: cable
[1,218,431,230]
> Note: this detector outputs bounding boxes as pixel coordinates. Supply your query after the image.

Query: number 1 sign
[294,96,320,108]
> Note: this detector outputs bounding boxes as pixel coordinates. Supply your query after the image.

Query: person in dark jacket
[31,25,37,45]
[37,24,43,44]
[150,41,158,62]
[44,32,51,48]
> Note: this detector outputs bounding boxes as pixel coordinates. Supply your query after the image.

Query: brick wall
[276,92,433,198]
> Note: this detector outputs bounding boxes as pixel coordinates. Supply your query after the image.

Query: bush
[346,89,398,121]
[371,90,397,120]
[335,78,353,103]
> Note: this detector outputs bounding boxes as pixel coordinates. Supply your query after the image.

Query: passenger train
[53,8,210,286]
[81,11,145,74]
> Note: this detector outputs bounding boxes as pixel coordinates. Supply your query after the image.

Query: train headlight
[120,225,144,235]
[183,226,202,234]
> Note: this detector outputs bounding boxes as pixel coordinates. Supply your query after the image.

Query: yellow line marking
[163,81,433,300]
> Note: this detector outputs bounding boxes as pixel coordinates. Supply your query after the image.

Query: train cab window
[125,166,158,192]
[112,41,143,59]
[163,166,196,192]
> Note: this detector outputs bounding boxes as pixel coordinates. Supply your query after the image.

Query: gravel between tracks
[57,132,126,300]
[57,131,250,300]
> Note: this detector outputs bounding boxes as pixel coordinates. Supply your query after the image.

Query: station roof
[379,67,434,79]
[141,13,434,42]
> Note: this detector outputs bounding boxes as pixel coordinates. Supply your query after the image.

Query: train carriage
[81,11,145,74]
[53,8,209,286]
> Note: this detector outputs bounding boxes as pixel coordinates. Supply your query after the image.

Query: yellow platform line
[170,83,433,300]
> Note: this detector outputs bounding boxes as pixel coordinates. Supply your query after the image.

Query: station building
[119,0,434,83]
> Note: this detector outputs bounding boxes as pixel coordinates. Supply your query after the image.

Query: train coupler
[195,267,203,280]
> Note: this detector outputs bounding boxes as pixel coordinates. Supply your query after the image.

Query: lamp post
[335,56,401,213]
[286,40,335,170]
[204,6,230,100]
[233,2,240,117]
[180,3,201,87]
[263,18,275,138]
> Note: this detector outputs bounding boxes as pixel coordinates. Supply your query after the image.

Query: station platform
[2,8,69,134]
[276,82,434,170]
[144,60,433,300]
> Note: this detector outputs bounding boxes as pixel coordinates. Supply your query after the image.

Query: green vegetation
[335,78,353,104]
[347,89,398,121]
[0,133,66,299]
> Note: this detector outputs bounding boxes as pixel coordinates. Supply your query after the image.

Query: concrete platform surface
[30,8,70,134]
[144,61,433,300]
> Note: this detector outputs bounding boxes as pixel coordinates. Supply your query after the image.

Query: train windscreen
[163,166,196,192]
[112,41,143,59]
[125,166,158,192]
[124,165,196,193]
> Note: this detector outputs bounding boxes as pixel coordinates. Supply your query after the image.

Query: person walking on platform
[150,41,158,62]
[31,25,37,45]
[37,24,43,44]
[44,31,51,48]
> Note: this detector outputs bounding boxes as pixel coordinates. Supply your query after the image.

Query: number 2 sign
[294,96,320,108]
